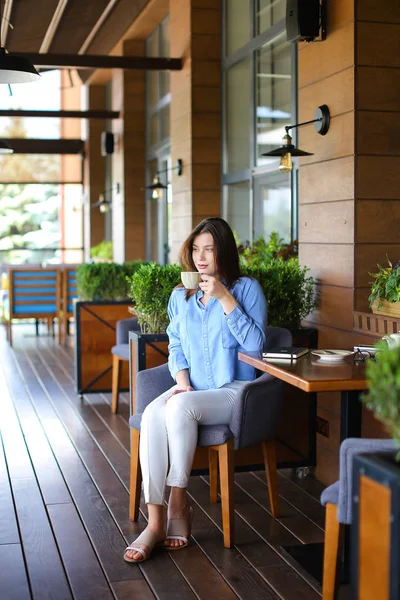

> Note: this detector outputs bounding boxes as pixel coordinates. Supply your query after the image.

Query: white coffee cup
[181,271,202,289]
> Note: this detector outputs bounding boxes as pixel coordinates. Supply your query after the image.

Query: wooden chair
[6,268,61,346]
[128,326,291,548]
[111,317,140,414]
[61,267,78,344]
[320,437,396,600]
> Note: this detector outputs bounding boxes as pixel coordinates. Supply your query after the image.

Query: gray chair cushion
[116,317,139,345]
[111,344,130,361]
[320,437,398,525]
[320,481,339,507]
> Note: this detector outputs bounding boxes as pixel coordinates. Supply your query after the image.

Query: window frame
[222,0,298,244]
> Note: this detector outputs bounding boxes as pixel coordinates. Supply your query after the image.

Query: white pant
[139,380,246,505]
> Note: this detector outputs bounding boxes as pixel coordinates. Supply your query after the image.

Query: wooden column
[83,85,106,261]
[111,39,146,262]
[354,2,400,312]
[297,2,400,483]
[169,0,221,262]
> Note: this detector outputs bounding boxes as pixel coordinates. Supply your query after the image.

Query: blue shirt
[166,276,268,390]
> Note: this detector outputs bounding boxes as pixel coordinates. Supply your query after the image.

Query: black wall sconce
[262,105,330,173]
[92,183,120,213]
[146,159,183,200]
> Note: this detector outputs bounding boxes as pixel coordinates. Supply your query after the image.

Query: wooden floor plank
[48,503,114,600]
[111,580,156,600]
[11,341,205,598]
[235,472,324,544]
[10,350,144,584]
[0,328,331,600]
[188,477,320,600]
[12,478,73,600]
[0,544,31,600]
[0,432,20,545]
[279,468,326,502]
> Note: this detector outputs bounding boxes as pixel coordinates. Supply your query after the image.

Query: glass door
[146,153,171,264]
[252,169,294,243]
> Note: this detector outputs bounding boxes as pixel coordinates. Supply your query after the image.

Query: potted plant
[351,343,400,598]
[74,261,145,395]
[90,240,113,262]
[368,258,400,318]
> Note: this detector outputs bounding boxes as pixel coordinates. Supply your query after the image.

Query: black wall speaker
[286,0,321,43]
[101,131,114,156]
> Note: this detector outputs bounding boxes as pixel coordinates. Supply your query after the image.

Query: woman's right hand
[166,385,194,403]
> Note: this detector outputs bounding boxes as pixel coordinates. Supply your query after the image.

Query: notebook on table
[263,347,309,360]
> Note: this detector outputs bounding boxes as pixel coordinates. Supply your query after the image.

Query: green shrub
[243,259,317,329]
[369,258,400,309]
[90,240,113,261]
[363,343,400,454]
[237,232,298,268]
[127,263,181,333]
[76,261,144,301]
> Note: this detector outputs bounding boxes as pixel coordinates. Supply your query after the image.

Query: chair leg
[129,429,142,521]
[7,320,12,346]
[262,440,280,518]
[111,355,122,414]
[322,503,342,600]
[217,439,235,548]
[209,448,218,503]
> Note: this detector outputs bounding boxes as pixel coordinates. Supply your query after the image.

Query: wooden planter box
[371,299,400,319]
[352,452,400,600]
[74,299,132,395]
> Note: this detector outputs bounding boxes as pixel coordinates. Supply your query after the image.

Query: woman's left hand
[199,275,227,300]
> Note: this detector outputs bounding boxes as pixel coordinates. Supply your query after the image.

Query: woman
[124,217,267,563]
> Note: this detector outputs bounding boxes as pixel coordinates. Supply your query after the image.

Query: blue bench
[6,268,61,346]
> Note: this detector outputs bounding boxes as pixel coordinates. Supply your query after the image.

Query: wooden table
[238,351,369,585]
[239,351,368,441]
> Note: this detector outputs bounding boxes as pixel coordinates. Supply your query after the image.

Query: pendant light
[0,3,40,84]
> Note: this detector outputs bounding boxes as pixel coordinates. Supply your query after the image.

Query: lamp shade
[0,48,40,84]
[262,143,313,158]
[0,139,13,154]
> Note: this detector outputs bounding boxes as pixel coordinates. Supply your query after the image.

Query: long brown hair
[179,217,241,299]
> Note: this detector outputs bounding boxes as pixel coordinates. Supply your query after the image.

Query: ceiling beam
[78,0,119,55]
[11,52,182,71]
[1,0,13,47]
[39,0,69,54]
[0,109,120,119]
[1,138,84,154]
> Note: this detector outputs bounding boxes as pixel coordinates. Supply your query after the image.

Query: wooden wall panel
[300,244,354,288]
[325,0,354,31]
[357,22,400,68]
[298,22,354,88]
[355,244,400,287]
[308,285,354,331]
[122,39,146,261]
[170,0,221,262]
[298,68,354,120]
[357,66,400,111]
[299,111,354,165]
[357,112,400,155]
[357,200,400,243]
[299,201,354,244]
[357,0,400,23]
[356,157,400,199]
[299,156,354,204]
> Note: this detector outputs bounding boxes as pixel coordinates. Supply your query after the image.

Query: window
[222,2,297,243]
[145,16,171,264]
